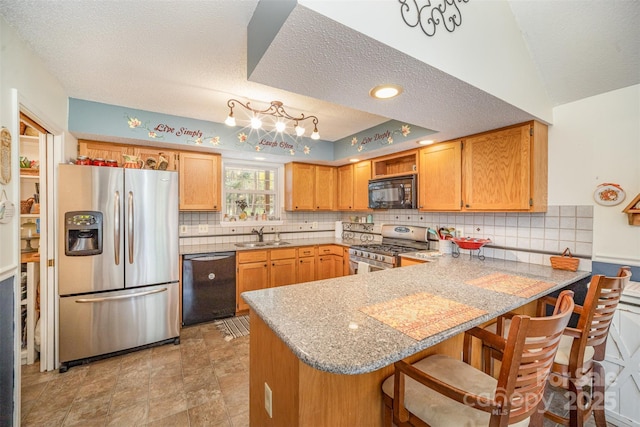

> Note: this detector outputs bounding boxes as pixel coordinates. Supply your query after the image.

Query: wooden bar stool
[537,267,631,427]
[381,290,575,427]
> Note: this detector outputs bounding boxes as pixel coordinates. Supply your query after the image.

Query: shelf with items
[19,119,42,366]
[20,261,39,365]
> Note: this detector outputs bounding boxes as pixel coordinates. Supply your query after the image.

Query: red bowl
[452,237,491,250]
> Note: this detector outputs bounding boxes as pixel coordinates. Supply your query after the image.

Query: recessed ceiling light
[369,84,403,100]
[417,139,435,145]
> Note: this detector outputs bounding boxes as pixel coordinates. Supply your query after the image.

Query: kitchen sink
[235,241,290,248]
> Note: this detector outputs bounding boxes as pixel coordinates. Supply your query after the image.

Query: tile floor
[20,323,613,427]
[20,322,249,426]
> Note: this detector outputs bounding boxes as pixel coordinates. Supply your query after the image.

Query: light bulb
[295,124,305,136]
[224,114,236,127]
[275,121,286,132]
[250,116,262,129]
[311,128,320,140]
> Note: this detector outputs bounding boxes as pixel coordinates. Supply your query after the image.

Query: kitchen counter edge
[180,237,354,255]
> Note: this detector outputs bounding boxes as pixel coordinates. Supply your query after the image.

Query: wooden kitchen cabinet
[417,121,547,212]
[337,161,371,211]
[418,141,462,211]
[134,146,177,171]
[314,165,336,210]
[79,140,222,211]
[178,151,221,211]
[284,162,336,211]
[343,247,350,276]
[78,140,135,165]
[316,255,337,281]
[236,251,269,313]
[285,162,315,210]
[337,164,354,210]
[297,247,316,284]
[399,257,427,267]
[316,245,344,280]
[269,248,297,288]
[236,261,268,313]
[354,161,372,210]
[462,121,547,211]
[372,150,418,178]
[336,160,371,211]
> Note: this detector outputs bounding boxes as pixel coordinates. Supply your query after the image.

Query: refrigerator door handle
[75,287,167,303]
[128,190,134,264]
[114,191,120,265]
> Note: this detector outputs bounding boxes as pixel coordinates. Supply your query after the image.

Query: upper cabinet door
[178,152,221,211]
[285,163,316,211]
[314,165,336,210]
[337,164,354,210]
[463,124,531,211]
[418,141,462,211]
[353,161,371,211]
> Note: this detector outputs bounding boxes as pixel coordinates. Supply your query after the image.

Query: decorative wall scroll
[399,0,469,37]
[1,127,12,185]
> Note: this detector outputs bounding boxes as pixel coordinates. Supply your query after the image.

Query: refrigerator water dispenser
[65,211,103,256]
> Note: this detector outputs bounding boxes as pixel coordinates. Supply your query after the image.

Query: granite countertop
[180,237,355,255]
[242,255,590,375]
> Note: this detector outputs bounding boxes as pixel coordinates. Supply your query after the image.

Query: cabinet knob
[264,264,267,268]
[272,263,275,266]
[466,204,470,208]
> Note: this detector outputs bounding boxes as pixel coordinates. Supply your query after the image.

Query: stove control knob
[373,254,379,261]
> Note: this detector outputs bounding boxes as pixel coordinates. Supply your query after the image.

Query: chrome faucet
[252,227,264,242]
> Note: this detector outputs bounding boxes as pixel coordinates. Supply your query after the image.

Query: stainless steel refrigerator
[57,164,179,371]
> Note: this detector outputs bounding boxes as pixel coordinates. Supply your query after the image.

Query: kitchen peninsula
[242,256,590,426]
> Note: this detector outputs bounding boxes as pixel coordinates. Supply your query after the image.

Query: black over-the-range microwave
[368,175,417,209]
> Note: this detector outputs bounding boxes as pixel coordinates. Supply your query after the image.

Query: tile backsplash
[179,205,593,270]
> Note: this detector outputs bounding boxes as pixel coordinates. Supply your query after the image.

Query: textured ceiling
[0,0,638,147]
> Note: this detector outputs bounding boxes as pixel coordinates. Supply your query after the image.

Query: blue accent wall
[68,98,438,163]
[69,98,335,161]
[0,276,14,426]
[333,119,437,159]
[592,261,639,278]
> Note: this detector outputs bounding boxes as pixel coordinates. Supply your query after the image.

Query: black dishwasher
[182,252,236,326]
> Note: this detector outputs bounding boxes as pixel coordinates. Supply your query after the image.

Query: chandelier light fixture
[225,99,320,140]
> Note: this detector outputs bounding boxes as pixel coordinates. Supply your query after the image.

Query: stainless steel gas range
[348,225,432,273]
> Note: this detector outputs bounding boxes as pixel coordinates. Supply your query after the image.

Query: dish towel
[357,261,370,274]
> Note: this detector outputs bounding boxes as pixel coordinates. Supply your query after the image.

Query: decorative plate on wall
[594,183,625,206]
[0,127,11,185]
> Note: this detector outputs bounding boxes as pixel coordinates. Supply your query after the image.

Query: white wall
[300,0,552,123]
[0,14,69,425]
[548,85,640,265]
[0,15,69,274]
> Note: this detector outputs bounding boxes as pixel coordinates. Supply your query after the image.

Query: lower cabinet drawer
[237,250,268,263]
